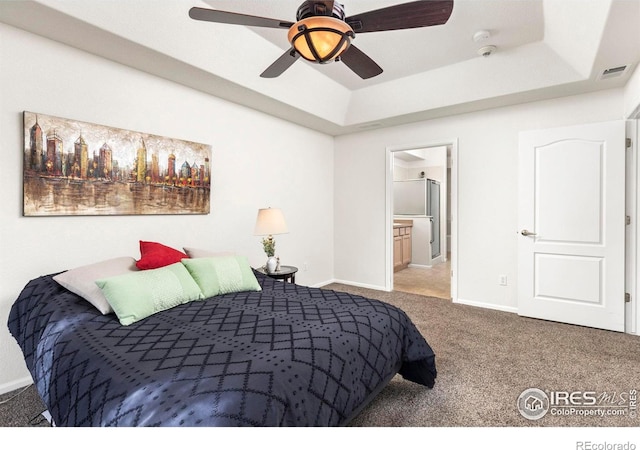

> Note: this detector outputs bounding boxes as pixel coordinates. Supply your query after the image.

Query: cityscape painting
[23,111,211,216]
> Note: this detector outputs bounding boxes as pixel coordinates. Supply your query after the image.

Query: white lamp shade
[254,207,288,236]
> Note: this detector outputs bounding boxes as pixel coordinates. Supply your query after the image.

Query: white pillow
[182,247,235,259]
[53,257,139,315]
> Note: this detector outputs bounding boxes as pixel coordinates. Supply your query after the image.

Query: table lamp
[254,207,288,273]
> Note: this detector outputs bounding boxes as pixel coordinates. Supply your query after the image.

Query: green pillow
[181,255,262,298]
[96,262,204,326]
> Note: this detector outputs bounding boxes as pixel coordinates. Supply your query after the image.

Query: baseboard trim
[310,279,337,288]
[408,263,432,269]
[454,297,518,314]
[0,376,33,396]
[317,279,389,292]
[430,255,443,265]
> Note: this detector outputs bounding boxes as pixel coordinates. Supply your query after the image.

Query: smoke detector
[473,30,491,42]
[478,45,496,57]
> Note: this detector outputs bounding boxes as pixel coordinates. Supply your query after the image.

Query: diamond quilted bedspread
[8,272,436,426]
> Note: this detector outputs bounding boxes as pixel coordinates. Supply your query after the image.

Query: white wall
[0,24,335,392]
[408,217,432,267]
[624,64,640,118]
[334,89,625,306]
[392,161,410,181]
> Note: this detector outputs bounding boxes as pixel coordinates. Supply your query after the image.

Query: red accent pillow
[136,241,189,270]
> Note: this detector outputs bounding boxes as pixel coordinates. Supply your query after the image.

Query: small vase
[266,256,278,274]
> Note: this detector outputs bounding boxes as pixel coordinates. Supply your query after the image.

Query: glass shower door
[429,180,441,259]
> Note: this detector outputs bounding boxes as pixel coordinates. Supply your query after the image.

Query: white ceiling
[205,0,545,90]
[1,0,639,135]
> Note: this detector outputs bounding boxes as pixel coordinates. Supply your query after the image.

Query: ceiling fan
[189,0,454,80]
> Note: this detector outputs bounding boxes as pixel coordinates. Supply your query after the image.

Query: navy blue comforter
[8,271,436,426]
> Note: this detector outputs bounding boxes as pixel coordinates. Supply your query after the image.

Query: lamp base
[266,256,278,274]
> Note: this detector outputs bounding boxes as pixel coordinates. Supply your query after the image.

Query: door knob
[521,229,537,236]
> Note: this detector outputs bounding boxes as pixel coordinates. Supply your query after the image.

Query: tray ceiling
[1,0,638,135]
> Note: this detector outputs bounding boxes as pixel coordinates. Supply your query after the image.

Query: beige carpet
[324,283,640,428]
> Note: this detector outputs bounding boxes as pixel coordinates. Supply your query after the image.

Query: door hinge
[627,215,631,226]
[627,138,633,149]
[625,292,631,303]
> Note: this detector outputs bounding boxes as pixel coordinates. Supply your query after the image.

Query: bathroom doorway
[385,140,458,301]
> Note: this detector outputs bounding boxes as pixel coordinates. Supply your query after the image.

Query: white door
[518,120,626,332]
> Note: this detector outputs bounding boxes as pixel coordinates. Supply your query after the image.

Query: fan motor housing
[297,1,346,21]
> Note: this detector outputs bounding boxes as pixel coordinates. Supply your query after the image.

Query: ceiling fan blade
[340,44,383,79]
[189,7,294,29]
[260,48,301,78]
[346,0,454,33]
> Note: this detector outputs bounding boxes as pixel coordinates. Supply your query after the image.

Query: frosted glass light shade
[288,16,353,63]
[254,207,289,236]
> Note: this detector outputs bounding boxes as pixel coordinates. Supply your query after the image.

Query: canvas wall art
[23,111,211,216]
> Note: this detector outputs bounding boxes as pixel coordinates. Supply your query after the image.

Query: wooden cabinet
[393,234,403,269]
[402,232,412,266]
[393,222,412,272]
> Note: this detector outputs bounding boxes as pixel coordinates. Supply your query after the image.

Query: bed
[7,251,436,427]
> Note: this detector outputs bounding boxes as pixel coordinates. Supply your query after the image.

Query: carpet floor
[332,284,640,428]
[1,283,639,429]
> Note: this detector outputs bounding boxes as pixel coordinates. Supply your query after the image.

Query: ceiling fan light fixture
[288,16,354,63]
[189,0,454,79]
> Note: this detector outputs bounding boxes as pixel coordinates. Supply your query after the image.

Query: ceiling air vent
[599,65,629,80]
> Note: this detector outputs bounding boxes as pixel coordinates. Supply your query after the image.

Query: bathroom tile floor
[393,257,451,300]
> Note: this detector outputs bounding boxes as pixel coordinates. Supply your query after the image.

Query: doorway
[385,139,458,301]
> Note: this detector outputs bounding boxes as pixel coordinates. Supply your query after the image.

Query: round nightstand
[256,265,298,284]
